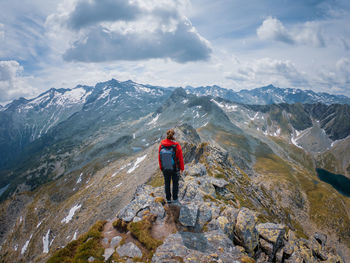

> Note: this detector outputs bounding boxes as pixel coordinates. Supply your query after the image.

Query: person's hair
[166,129,175,140]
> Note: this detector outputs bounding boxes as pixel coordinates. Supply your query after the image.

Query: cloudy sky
[0,0,349,104]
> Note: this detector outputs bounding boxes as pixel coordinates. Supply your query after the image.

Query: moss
[147,172,164,188]
[47,220,106,263]
[240,256,256,263]
[127,214,163,251]
[154,197,166,205]
[113,218,128,233]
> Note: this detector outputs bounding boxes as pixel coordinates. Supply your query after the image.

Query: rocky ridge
[47,128,345,263]
[48,163,344,263]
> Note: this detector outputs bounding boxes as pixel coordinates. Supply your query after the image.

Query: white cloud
[46,0,211,63]
[0,60,40,105]
[316,57,350,92]
[226,57,309,88]
[257,17,294,44]
[257,17,325,47]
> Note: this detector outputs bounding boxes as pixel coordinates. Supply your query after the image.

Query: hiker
[158,129,184,204]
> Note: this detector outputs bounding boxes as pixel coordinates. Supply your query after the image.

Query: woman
[158,129,184,204]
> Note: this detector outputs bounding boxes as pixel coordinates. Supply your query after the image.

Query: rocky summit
[45,127,345,263]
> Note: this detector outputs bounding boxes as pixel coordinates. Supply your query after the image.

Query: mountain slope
[0,79,172,201]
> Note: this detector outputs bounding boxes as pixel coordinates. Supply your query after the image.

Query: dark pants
[163,170,179,201]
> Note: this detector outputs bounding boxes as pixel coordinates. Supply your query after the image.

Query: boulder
[256,223,285,251]
[259,238,273,255]
[234,208,259,256]
[181,180,204,202]
[208,177,229,188]
[220,207,239,225]
[110,236,122,248]
[117,194,154,222]
[185,163,207,177]
[152,231,246,263]
[149,202,165,220]
[256,252,269,263]
[103,248,115,261]
[117,242,142,258]
[196,203,212,230]
[179,203,199,227]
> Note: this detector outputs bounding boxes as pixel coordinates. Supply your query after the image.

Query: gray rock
[186,163,207,177]
[220,207,239,224]
[234,207,259,256]
[150,202,165,220]
[117,242,142,258]
[256,252,269,263]
[313,232,327,247]
[275,248,283,263]
[102,237,109,246]
[117,194,154,222]
[208,177,229,188]
[196,203,212,230]
[133,216,142,222]
[110,236,122,248]
[260,238,274,256]
[181,181,203,202]
[256,222,285,255]
[103,248,115,261]
[179,203,199,227]
[152,231,245,263]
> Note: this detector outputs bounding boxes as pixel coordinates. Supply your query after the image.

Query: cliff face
[44,126,346,263]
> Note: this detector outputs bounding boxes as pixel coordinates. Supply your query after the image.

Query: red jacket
[158,139,184,171]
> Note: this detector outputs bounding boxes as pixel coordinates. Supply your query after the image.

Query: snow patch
[133,133,136,139]
[37,221,42,228]
[43,229,50,253]
[72,231,78,241]
[211,99,238,112]
[127,154,147,174]
[76,173,83,184]
[148,114,159,125]
[182,99,189,104]
[201,122,209,128]
[249,112,259,121]
[291,135,303,149]
[115,183,123,189]
[21,234,33,255]
[61,204,82,224]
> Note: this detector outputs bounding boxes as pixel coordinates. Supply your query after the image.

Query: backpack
[160,144,177,172]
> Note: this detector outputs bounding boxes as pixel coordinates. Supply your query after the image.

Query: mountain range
[0,79,349,262]
[185,84,350,105]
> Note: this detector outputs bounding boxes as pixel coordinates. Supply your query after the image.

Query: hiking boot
[172,199,181,205]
